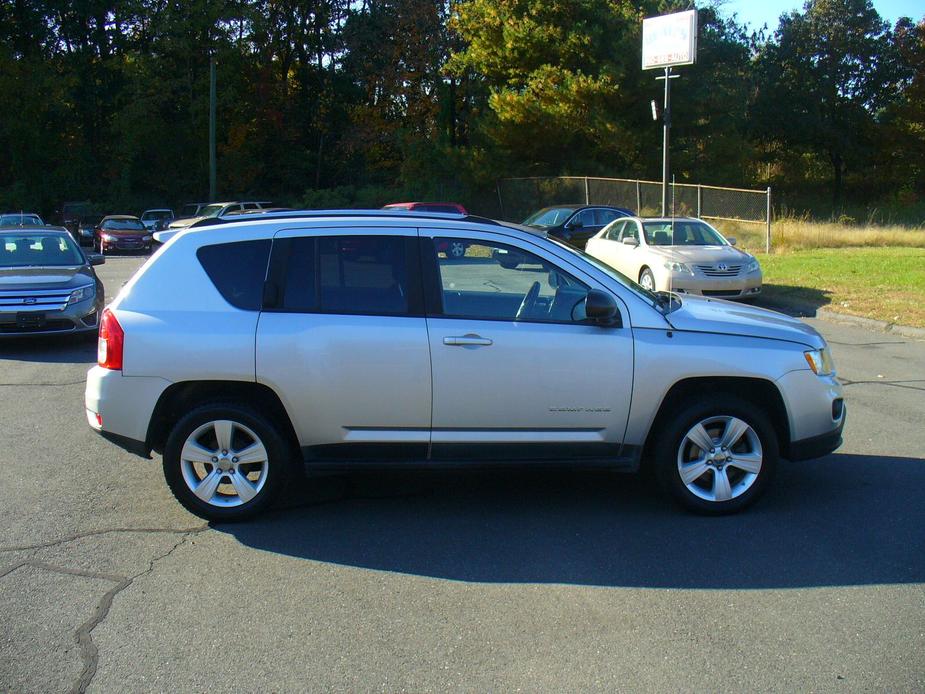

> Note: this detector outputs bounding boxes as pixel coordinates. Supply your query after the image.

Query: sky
[718,0,923,32]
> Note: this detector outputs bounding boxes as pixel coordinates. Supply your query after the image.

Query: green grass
[756,247,925,327]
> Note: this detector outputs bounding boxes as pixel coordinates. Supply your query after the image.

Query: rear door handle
[443,335,493,347]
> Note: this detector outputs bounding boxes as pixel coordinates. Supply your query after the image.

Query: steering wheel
[515,281,541,320]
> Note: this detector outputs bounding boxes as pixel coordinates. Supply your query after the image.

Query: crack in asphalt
[838,378,925,392]
[0,380,87,386]
[0,525,208,694]
[0,525,209,553]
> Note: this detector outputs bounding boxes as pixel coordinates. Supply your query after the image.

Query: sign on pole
[642,9,698,70]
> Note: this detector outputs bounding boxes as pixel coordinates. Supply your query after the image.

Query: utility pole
[209,57,217,201]
[655,67,679,216]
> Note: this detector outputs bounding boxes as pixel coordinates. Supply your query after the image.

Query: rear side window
[197,239,271,310]
[276,235,417,316]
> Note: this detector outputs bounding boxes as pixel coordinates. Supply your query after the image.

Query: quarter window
[197,239,271,311]
[431,239,590,323]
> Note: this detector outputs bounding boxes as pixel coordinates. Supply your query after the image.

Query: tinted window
[576,209,596,227]
[278,236,411,315]
[278,237,317,311]
[595,209,621,225]
[320,236,409,314]
[197,239,271,310]
[432,239,590,323]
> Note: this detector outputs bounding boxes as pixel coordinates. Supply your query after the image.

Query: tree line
[0,0,922,221]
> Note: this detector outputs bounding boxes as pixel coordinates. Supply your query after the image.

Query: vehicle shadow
[216,453,924,589]
[757,283,831,316]
[0,333,96,364]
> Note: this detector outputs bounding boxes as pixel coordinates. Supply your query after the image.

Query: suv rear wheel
[653,395,778,514]
[163,403,291,521]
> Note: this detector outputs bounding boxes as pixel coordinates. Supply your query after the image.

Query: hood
[666,295,824,349]
[649,245,753,264]
[0,265,94,290]
[168,216,200,230]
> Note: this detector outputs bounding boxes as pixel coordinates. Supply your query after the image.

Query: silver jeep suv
[85,211,845,520]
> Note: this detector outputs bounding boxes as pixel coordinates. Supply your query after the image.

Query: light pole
[655,67,679,216]
[209,56,216,201]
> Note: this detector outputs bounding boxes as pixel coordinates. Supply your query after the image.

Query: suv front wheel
[653,395,778,514]
[163,403,291,521]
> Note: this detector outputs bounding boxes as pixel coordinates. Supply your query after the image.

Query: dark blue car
[523,204,634,249]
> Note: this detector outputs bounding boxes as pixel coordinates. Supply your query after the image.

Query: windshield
[523,207,577,228]
[0,214,43,226]
[103,219,145,231]
[141,210,171,220]
[643,220,728,246]
[179,204,200,217]
[199,204,226,218]
[1,233,84,267]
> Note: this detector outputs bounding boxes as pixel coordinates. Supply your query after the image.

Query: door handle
[443,335,493,347]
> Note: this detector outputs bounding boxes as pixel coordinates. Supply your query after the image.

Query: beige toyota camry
[585,217,762,300]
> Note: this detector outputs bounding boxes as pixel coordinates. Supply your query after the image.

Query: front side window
[604,221,625,240]
[431,238,590,323]
[575,209,596,227]
[278,236,412,315]
[621,222,639,242]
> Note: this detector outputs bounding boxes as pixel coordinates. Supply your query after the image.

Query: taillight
[98,308,124,370]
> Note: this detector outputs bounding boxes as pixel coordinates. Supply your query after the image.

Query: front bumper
[100,237,151,252]
[664,273,763,300]
[0,302,100,337]
[776,369,846,459]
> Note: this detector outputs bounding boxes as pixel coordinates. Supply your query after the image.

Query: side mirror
[585,289,621,327]
[621,237,639,247]
[87,253,105,266]
[727,237,737,246]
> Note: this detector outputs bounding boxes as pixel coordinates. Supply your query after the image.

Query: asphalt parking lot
[1,255,923,692]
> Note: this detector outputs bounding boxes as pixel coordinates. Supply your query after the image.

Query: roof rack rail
[188,209,504,229]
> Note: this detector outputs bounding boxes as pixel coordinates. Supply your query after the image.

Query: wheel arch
[146,380,299,456]
[641,376,791,466]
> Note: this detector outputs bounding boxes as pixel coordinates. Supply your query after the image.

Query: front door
[421,230,634,461]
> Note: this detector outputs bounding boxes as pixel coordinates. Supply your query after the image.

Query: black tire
[162,402,293,521]
[652,394,778,515]
[639,267,656,292]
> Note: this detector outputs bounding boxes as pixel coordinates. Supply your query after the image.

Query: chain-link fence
[497,176,772,251]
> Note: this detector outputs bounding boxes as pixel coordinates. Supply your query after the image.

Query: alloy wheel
[676,415,763,503]
[179,419,269,508]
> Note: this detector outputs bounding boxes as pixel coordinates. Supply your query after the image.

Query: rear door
[420,228,634,461]
[256,228,432,460]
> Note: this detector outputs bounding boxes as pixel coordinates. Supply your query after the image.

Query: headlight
[664,261,693,275]
[142,235,152,242]
[68,284,96,305]
[804,348,835,376]
[100,233,115,241]
[747,259,760,273]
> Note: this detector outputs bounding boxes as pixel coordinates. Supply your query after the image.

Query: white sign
[642,10,698,70]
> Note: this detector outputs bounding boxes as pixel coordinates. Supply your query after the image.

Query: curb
[758,298,925,340]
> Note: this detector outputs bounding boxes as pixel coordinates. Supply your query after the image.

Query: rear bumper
[85,366,172,458]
